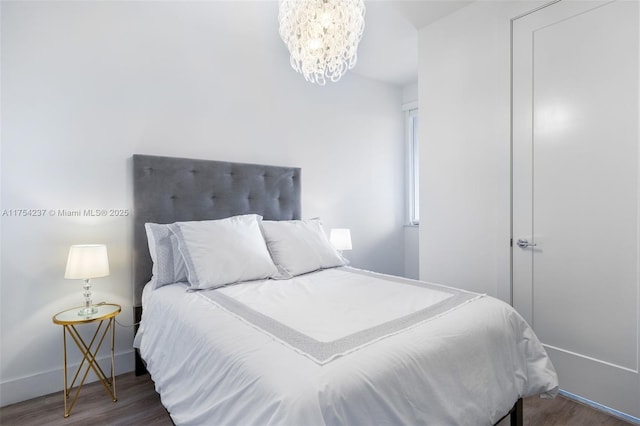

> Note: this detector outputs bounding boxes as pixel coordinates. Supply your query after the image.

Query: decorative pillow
[145,223,188,289]
[260,218,347,278]
[169,214,277,290]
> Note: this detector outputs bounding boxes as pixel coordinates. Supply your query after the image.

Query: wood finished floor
[0,372,635,426]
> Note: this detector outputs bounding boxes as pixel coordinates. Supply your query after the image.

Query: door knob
[516,238,537,248]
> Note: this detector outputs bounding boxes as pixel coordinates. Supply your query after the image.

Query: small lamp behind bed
[330,229,352,254]
[64,244,110,316]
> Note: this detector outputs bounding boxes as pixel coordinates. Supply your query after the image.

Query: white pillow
[145,223,188,289]
[169,214,277,290]
[260,218,347,278]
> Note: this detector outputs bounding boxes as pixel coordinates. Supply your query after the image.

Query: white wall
[403,225,419,279]
[417,0,542,300]
[402,82,418,104]
[0,1,405,405]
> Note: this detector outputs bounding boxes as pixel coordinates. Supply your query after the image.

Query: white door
[512,0,639,418]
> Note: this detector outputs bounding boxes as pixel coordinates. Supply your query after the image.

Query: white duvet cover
[136,268,558,426]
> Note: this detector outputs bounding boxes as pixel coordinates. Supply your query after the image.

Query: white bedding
[136,268,558,426]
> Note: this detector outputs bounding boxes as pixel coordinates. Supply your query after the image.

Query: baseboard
[0,350,134,407]
[559,390,640,425]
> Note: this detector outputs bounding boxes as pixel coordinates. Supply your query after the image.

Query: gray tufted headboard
[132,154,301,307]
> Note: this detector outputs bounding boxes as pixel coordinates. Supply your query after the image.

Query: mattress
[135,267,558,425]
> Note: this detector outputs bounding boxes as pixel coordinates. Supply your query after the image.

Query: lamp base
[78,278,98,316]
[77,306,98,316]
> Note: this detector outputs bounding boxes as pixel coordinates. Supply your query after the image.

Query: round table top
[53,303,121,325]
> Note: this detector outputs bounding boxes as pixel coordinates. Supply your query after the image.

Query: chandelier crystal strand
[279,0,366,85]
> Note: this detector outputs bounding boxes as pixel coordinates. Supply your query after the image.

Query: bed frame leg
[134,306,148,376]
[494,397,523,426]
[510,398,523,426]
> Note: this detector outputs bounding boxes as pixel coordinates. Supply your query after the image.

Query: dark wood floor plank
[0,373,173,426]
[1,373,635,425]
[524,394,635,426]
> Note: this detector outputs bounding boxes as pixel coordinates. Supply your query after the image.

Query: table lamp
[330,228,352,253]
[64,244,110,316]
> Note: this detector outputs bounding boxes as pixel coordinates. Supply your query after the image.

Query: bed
[132,154,558,426]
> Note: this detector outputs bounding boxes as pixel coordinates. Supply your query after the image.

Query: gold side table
[52,303,121,417]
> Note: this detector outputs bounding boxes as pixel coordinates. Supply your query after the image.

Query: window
[406,107,419,225]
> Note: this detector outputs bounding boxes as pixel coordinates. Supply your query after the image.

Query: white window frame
[404,102,419,225]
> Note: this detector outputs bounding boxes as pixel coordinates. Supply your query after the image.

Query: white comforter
[136,268,558,426]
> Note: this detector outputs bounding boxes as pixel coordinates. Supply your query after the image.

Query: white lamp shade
[64,244,110,279]
[330,229,352,251]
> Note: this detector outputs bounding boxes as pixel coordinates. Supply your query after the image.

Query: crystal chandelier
[278,0,366,85]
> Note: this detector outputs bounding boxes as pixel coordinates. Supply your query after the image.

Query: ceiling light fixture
[278,0,366,85]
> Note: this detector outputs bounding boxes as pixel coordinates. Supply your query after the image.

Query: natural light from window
[407,108,419,225]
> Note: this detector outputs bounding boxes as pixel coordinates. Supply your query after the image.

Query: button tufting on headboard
[132,154,301,307]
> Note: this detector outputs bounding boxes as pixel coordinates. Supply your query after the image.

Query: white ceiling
[354,1,473,86]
